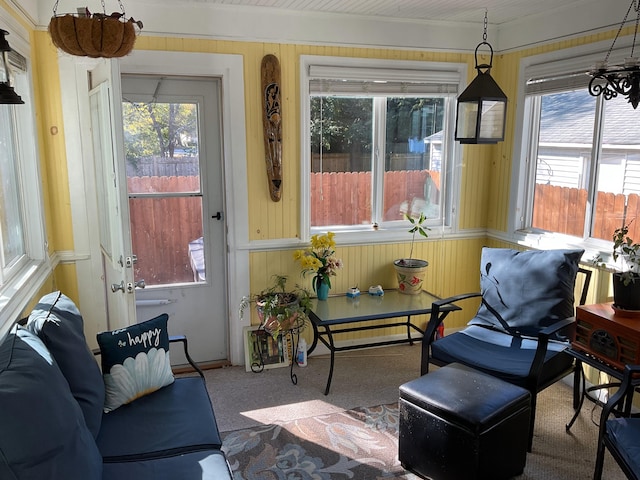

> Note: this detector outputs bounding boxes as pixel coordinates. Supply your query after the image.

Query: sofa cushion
[103,449,232,480]
[0,326,102,480]
[97,376,222,461]
[26,291,104,437]
[97,313,175,412]
[469,247,584,336]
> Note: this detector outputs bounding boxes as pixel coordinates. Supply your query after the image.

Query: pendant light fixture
[455,10,507,144]
[588,0,640,109]
[0,29,24,105]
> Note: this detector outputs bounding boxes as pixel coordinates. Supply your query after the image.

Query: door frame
[59,51,249,365]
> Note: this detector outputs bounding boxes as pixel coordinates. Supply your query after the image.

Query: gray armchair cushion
[26,291,104,438]
[469,248,584,336]
[0,327,102,480]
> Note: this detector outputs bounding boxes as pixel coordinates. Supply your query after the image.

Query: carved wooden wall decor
[261,54,282,202]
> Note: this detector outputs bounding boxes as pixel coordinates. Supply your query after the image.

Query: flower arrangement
[293,232,343,291]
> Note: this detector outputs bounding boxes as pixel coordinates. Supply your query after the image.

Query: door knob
[126,280,146,293]
[111,281,125,293]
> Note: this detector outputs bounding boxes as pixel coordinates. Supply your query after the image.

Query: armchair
[594,364,640,480]
[421,247,589,451]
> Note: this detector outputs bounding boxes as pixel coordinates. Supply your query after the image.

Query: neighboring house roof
[539,91,640,146]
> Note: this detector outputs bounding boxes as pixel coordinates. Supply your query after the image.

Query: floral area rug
[221,403,419,480]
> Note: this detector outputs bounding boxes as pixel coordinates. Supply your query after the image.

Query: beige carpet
[203,345,626,479]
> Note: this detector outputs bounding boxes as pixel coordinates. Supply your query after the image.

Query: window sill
[0,258,52,340]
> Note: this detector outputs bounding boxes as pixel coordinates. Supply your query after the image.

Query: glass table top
[308,289,447,326]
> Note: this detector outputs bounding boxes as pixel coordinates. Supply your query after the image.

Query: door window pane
[123,101,205,285]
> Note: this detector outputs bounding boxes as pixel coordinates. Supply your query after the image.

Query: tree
[122,101,198,164]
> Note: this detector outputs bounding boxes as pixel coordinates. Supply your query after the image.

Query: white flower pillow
[97,314,174,413]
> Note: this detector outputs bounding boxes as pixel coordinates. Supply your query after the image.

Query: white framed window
[512,38,640,254]
[300,56,464,242]
[0,18,47,335]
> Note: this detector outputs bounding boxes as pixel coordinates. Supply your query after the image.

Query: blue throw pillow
[26,291,105,438]
[97,314,174,413]
[0,327,102,480]
[469,247,584,336]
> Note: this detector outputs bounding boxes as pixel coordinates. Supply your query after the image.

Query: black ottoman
[399,363,531,480]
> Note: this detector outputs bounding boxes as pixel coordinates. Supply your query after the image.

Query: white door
[120,75,228,365]
[88,60,136,332]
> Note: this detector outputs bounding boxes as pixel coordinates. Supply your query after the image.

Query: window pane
[310,96,373,227]
[124,100,205,286]
[532,90,596,237]
[0,106,25,269]
[593,95,640,241]
[123,102,200,193]
[383,97,444,221]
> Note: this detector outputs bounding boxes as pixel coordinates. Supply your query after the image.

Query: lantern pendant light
[0,29,24,105]
[455,11,507,144]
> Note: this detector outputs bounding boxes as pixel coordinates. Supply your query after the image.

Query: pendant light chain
[604,0,637,63]
[483,9,488,42]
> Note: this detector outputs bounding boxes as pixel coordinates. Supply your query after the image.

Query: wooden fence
[533,184,640,241]
[128,176,203,285]
[127,176,640,286]
[311,169,440,226]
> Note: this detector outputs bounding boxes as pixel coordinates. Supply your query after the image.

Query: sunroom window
[524,79,640,243]
[302,58,462,234]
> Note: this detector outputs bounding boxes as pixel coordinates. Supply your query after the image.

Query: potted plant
[611,222,640,311]
[394,213,430,295]
[293,231,343,300]
[239,275,311,338]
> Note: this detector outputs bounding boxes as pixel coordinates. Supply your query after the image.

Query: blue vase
[316,278,330,300]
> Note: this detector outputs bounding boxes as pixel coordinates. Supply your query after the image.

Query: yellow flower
[292,249,305,260]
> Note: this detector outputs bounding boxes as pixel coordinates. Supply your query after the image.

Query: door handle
[126,280,146,293]
[111,281,125,293]
[213,212,222,220]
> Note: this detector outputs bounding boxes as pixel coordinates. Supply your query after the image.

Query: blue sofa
[0,292,232,480]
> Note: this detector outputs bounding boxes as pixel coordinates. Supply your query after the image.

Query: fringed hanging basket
[48,0,143,58]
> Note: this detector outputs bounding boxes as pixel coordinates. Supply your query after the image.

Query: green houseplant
[611,222,640,310]
[239,275,311,337]
[393,213,430,295]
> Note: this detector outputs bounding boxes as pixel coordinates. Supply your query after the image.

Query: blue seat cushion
[469,248,584,336]
[0,327,102,480]
[430,325,572,388]
[97,376,222,461]
[102,450,232,480]
[606,418,640,475]
[26,291,105,438]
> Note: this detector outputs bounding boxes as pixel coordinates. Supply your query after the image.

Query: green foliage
[612,222,640,286]
[122,101,198,164]
[239,275,311,338]
[406,213,429,260]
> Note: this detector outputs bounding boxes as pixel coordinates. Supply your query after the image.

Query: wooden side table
[566,303,640,430]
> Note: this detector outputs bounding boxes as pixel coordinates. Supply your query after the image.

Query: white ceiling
[12,0,634,53]
[146,0,589,27]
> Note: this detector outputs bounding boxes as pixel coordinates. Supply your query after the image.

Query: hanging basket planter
[48,1,143,58]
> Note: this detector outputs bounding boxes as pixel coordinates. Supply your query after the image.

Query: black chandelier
[588,0,640,109]
[0,29,24,105]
